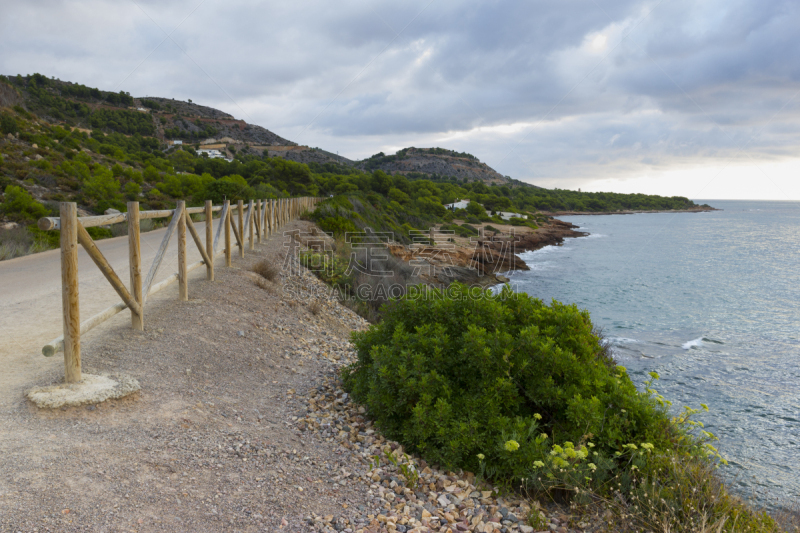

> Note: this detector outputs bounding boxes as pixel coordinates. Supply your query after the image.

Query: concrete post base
[26,374,141,409]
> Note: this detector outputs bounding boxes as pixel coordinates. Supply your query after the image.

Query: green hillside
[1,73,710,259]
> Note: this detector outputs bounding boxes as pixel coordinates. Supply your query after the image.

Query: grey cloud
[2,0,800,190]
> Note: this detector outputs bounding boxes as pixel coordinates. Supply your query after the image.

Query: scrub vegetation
[343,285,785,532]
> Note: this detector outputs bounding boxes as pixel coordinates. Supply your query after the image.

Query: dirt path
[0,220,383,532]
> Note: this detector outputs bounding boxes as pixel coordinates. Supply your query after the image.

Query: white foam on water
[607,336,640,345]
[682,337,704,350]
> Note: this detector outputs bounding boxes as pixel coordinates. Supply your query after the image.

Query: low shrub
[460,223,479,235]
[317,215,357,236]
[1,185,50,222]
[0,225,51,260]
[252,259,279,281]
[343,284,777,530]
[344,284,668,475]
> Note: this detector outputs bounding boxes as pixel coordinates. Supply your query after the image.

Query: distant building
[198,148,225,159]
[173,140,183,145]
[136,107,149,112]
[497,212,528,221]
[445,199,471,210]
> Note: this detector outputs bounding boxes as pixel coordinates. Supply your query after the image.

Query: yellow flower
[588,463,597,471]
[533,461,545,468]
[534,413,542,420]
[477,454,485,461]
[640,443,654,451]
[540,433,548,440]
[504,440,520,452]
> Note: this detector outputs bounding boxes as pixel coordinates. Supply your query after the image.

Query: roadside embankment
[0,219,612,533]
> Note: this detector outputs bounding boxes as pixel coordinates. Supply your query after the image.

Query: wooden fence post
[224,199,231,267]
[177,201,188,300]
[256,199,262,243]
[268,199,274,235]
[60,202,81,383]
[238,200,244,258]
[248,199,255,251]
[128,202,143,330]
[265,199,270,237]
[205,200,214,281]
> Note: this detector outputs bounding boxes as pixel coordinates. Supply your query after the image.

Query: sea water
[507,200,800,508]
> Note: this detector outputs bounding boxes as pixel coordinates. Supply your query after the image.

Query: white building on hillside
[497,211,528,220]
[445,199,471,210]
[198,149,224,159]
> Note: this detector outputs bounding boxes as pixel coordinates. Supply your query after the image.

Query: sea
[506,200,800,509]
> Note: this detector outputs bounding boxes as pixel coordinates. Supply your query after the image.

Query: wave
[682,336,725,349]
[682,337,704,349]
[607,336,641,345]
[519,245,562,259]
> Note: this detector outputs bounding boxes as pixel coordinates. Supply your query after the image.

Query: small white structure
[497,211,528,221]
[198,149,225,159]
[445,199,471,210]
[173,140,183,145]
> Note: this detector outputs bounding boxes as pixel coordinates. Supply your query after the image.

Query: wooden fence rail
[38,196,321,382]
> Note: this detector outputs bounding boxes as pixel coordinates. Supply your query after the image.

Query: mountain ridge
[2,73,515,185]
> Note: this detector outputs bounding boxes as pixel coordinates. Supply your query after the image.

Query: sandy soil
[0,220,384,532]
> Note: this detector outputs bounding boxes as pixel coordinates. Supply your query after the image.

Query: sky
[2,0,800,200]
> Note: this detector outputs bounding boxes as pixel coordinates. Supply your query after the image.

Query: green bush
[1,185,49,221]
[1,113,19,135]
[317,215,357,236]
[343,284,672,481]
[202,179,253,204]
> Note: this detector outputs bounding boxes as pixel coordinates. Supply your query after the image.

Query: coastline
[543,207,719,216]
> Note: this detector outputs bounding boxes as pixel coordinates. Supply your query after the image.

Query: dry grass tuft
[308,299,322,316]
[254,277,276,294]
[252,259,279,281]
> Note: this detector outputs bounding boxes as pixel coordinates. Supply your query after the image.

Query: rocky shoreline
[386,218,586,289]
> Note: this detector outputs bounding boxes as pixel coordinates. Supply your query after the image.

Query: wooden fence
[37,196,321,383]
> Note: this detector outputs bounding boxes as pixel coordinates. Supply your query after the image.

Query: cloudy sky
[3,0,800,199]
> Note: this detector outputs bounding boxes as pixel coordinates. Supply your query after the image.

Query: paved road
[0,218,231,407]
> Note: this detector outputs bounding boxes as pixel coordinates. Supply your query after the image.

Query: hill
[356,147,512,185]
[0,72,711,260]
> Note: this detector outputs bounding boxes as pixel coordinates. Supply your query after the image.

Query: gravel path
[0,220,611,532]
[0,220,376,532]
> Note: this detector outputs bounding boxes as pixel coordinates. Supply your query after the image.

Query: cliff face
[357,148,509,184]
[0,82,22,108]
